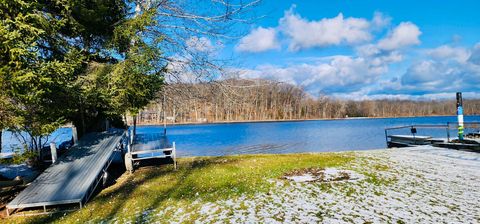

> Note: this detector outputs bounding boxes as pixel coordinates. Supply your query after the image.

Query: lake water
[1,128,72,155]
[3,116,480,157]
[136,116,480,157]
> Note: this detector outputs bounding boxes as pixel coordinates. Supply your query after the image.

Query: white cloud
[165,60,196,83]
[356,44,403,64]
[371,11,391,30]
[279,7,371,51]
[468,43,480,65]
[334,91,480,101]
[371,43,480,96]
[356,44,381,57]
[377,22,421,50]
[237,54,393,94]
[235,42,480,98]
[186,36,215,52]
[236,27,280,53]
[401,44,480,91]
[426,45,470,63]
[401,60,459,86]
[230,7,480,99]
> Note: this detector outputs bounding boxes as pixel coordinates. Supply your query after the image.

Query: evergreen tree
[0,0,164,154]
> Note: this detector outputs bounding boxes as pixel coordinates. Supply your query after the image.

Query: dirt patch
[0,185,26,218]
[283,168,360,183]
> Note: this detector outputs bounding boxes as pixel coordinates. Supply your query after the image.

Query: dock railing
[447,122,480,140]
[384,124,449,146]
[385,122,480,146]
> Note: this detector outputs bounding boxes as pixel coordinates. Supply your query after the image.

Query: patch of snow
[285,174,316,182]
[145,147,480,223]
[285,168,363,183]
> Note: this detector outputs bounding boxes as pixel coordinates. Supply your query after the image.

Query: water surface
[136,116,480,157]
[1,128,72,155]
[3,116,479,157]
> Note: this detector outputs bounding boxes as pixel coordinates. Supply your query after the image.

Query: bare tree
[136,78,480,124]
[132,0,263,83]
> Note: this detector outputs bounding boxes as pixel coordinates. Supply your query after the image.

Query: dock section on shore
[6,130,125,216]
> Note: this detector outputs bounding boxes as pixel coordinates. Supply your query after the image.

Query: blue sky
[202,0,480,99]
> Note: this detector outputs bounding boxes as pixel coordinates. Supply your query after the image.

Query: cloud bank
[233,5,479,99]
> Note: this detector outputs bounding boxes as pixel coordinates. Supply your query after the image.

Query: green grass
[8,152,353,223]
[363,172,397,186]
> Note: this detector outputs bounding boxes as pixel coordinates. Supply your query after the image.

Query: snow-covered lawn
[165,147,480,223]
[10,147,480,223]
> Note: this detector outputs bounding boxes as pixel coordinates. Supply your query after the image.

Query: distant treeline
[137,79,480,124]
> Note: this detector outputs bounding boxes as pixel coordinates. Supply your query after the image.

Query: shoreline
[133,114,478,127]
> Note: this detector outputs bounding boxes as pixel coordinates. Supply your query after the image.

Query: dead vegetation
[283,167,352,183]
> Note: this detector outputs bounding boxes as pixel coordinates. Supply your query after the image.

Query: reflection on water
[136,116,480,157]
[1,128,72,154]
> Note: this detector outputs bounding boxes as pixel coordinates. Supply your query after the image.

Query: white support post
[129,128,134,145]
[72,126,78,145]
[50,142,58,164]
[125,152,133,174]
[127,128,134,153]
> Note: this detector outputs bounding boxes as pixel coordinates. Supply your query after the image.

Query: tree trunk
[0,129,2,153]
[133,115,137,137]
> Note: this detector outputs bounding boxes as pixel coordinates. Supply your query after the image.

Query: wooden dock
[6,130,125,215]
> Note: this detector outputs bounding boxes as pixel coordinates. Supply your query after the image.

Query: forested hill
[137,79,480,124]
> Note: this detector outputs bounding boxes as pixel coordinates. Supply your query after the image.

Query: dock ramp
[6,130,125,215]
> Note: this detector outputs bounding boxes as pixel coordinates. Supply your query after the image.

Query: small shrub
[12,150,39,165]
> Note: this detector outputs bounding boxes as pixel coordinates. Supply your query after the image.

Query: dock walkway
[6,130,125,215]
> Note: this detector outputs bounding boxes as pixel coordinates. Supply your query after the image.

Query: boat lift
[124,128,177,173]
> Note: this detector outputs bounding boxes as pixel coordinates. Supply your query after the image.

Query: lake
[136,115,480,157]
[2,116,480,157]
[1,128,72,156]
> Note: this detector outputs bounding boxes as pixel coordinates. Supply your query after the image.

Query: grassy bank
[8,148,479,223]
[9,153,354,223]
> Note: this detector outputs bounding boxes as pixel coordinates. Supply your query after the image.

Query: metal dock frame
[125,129,177,173]
[6,130,126,216]
[384,124,448,147]
[130,142,176,168]
[384,122,480,148]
